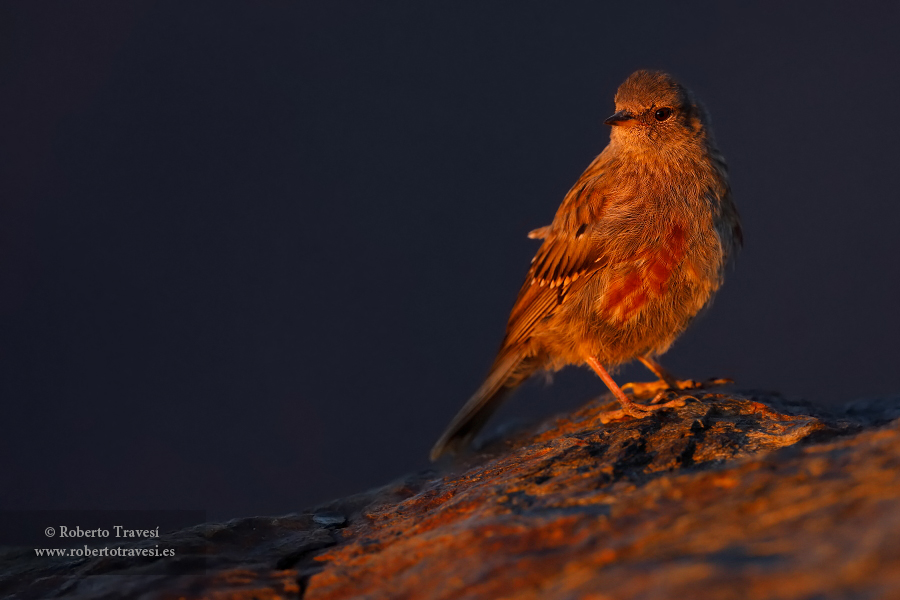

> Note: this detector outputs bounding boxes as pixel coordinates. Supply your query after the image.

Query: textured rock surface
[3,389,900,599]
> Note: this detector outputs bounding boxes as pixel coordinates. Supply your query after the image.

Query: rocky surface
[3,389,900,599]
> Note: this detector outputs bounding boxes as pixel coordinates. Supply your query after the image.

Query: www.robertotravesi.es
[34,545,175,558]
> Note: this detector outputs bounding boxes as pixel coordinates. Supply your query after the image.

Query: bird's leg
[585,356,685,423]
[622,356,732,404]
[637,356,683,388]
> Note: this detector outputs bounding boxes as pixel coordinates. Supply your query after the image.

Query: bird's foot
[598,396,688,424]
[622,379,696,397]
[599,376,735,424]
[622,377,733,399]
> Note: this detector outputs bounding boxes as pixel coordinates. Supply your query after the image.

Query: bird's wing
[527,225,551,239]
[432,167,610,460]
[498,177,609,356]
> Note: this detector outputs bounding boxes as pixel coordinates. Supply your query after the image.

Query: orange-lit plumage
[432,71,742,460]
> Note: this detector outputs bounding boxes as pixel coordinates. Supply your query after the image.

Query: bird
[430,70,742,461]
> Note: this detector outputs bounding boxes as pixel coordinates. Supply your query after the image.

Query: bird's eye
[654,107,673,121]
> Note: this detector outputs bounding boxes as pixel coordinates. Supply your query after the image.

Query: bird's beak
[604,110,635,126]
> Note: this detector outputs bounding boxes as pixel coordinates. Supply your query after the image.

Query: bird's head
[605,70,709,153]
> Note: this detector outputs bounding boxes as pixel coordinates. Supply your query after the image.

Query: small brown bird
[431,70,742,460]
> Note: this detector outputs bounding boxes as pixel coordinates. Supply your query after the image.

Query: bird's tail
[430,349,535,461]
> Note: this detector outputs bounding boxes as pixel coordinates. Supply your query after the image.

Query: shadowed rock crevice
[2,390,899,599]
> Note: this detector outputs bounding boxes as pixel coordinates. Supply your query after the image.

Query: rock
[2,389,900,599]
[311,512,348,529]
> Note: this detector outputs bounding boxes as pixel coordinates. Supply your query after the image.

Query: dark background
[1,1,898,521]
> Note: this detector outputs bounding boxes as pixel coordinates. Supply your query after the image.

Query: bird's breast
[598,222,694,323]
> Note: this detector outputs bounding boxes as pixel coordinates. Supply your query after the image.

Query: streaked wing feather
[500,224,606,352]
[496,164,609,358]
